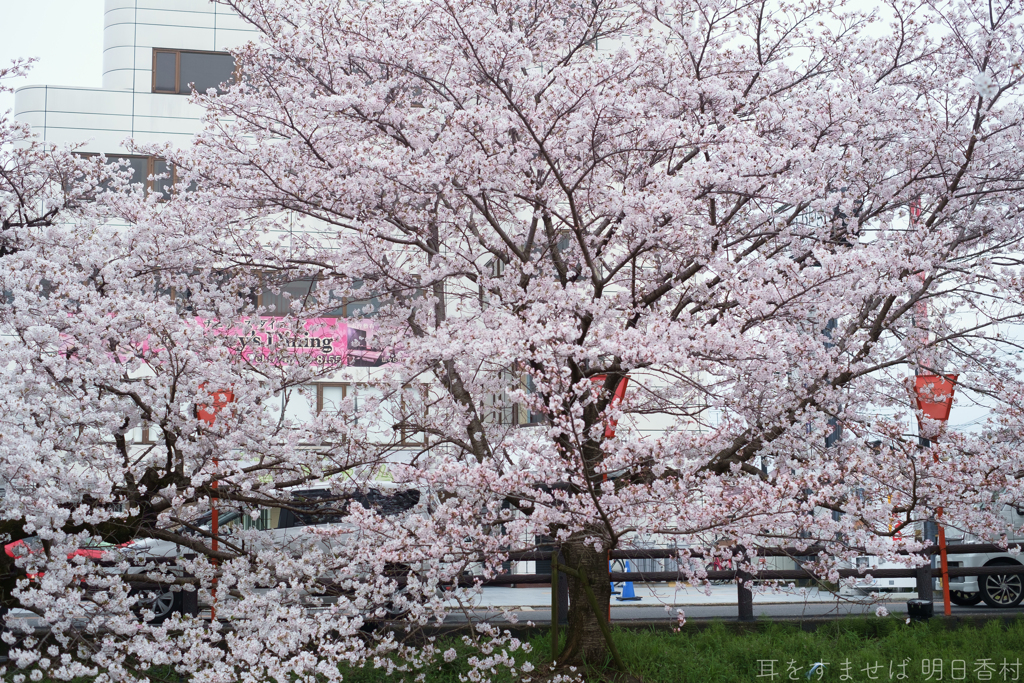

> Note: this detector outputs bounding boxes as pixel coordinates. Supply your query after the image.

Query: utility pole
[910,199,955,617]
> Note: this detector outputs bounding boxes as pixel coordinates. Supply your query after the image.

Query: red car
[4,537,112,576]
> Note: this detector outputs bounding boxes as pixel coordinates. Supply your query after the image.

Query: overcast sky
[0,0,104,114]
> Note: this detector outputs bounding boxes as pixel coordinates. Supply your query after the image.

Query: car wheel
[980,560,1024,608]
[132,588,183,623]
[949,589,982,606]
[706,562,731,586]
[382,587,411,618]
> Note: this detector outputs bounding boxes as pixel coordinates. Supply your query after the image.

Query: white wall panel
[137,25,217,52]
[215,29,258,49]
[102,47,138,88]
[133,120,206,137]
[48,88,135,115]
[136,0,217,13]
[103,5,138,31]
[12,86,48,118]
[126,132,197,148]
[102,21,140,50]
[12,110,46,131]
[134,8,218,30]
[214,6,254,33]
[102,71,136,91]
[133,94,204,118]
[105,0,138,13]
[47,130,132,151]
[42,112,134,134]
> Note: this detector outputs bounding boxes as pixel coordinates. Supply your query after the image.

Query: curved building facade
[14,0,255,153]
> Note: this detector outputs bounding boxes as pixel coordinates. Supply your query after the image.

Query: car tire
[949,589,982,606]
[131,587,184,623]
[706,562,731,585]
[979,560,1024,608]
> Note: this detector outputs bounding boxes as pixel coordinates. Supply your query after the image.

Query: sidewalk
[460,583,902,609]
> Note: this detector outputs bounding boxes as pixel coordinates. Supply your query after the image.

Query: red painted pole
[914,374,957,616]
[198,388,233,621]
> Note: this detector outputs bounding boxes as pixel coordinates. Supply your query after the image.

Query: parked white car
[839,505,1024,608]
[124,483,432,621]
[942,503,1024,608]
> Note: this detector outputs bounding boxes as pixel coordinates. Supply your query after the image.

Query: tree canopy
[3,0,1024,677]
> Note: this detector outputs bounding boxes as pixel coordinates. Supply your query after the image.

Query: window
[522,374,548,425]
[321,383,426,446]
[137,423,160,444]
[153,49,235,95]
[269,382,426,445]
[83,154,177,197]
[258,279,325,317]
[254,278,388,319]
[279,488,422,527]
[74,152,200,202]
[481,369,523,426]
[342,280,383,318]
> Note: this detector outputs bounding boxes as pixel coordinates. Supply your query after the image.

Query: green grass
[336,617,1024,682]
[9,618,1024,682]
[605,618,1024,682]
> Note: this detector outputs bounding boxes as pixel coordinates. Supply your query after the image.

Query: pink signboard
[203,317,388,367]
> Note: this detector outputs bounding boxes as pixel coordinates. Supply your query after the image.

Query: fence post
[181,578,199,617]
[916,536,934,603]
[736,546,754,622]
[557,549,569,625]
[551,551,559,663]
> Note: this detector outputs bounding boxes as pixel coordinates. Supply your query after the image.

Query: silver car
[124,483,431,622]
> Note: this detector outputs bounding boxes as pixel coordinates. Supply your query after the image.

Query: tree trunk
[557,536,612,666]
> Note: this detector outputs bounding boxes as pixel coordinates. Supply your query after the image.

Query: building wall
[14,0,255,153]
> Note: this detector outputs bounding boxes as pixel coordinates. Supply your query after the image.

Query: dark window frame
[140,423,158,444]
[152,48,236,95]
[152,49,181,93]
[254,276,392,319]
[77,153,179,199]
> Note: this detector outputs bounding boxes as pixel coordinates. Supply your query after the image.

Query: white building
[12,0,420,451]
[15,0,254,158]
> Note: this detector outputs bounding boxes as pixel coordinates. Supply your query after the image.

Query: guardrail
[119,542,1024,623]
[486,543,1024,623]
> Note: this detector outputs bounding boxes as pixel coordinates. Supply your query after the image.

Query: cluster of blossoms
[3,0,1024,677]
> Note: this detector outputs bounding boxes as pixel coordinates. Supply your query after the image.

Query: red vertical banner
[197,388,234,426]
[913,374,957,616]
[589,375,630,439]
[914,375,957,432]
[197,386,233,620]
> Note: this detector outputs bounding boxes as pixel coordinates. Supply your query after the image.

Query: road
[468,599,1023,623]
[439,583,1024,624]
[6,583,1022,631]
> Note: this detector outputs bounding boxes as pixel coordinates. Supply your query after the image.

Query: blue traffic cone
[610,561,621,594]
[616,560,642,601]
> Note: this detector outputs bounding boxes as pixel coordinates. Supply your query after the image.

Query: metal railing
[471,543,1024,622]
[118,543,1024,623]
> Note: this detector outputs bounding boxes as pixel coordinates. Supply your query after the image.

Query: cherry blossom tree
[5,0,1024,677]
[0,61,89,255]
[0,60,109,625]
